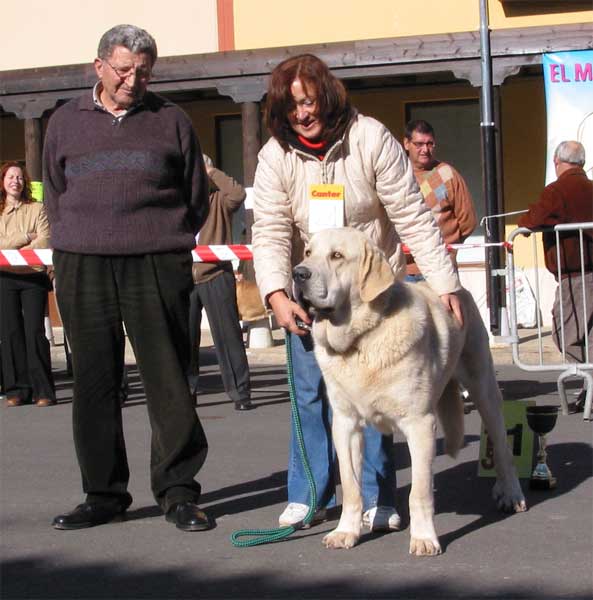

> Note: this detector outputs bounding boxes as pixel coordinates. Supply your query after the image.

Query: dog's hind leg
[399,413,442,556]
[458,358,527,514]
[323,409,363,549]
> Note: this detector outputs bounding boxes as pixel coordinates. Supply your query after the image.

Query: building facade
[1,0,592,328]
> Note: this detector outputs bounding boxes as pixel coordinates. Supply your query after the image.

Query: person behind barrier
[403,119,477,281]
[188,155,253,411]
[43,24,213,532]
[519,141,593,381]
[0,161,56,408]
[252,54,462,530]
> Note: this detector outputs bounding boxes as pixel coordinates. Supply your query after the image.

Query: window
[406,99,486,263]
[406,99,484,229]
[215,114,245,244]
[215,114,243,184]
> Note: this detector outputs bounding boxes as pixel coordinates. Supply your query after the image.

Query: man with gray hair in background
[519,140,593,411]
[43,24,214,531]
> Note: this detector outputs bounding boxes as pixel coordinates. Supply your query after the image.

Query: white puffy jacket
[252,114,461,302]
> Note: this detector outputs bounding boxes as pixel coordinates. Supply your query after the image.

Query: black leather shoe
[52,500,130,530]
[165,502,214,531]
[234,399,254,411]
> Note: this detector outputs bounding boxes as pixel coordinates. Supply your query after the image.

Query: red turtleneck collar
[297,135,327,159]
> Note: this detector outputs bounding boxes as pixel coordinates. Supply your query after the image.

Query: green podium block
[478,400,535,479]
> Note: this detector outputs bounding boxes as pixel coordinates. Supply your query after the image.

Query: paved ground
[1,328,591,599]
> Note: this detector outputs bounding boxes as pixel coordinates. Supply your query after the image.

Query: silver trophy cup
[526,405,559,490]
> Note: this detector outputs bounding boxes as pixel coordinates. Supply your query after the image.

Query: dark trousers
[53,251,208,512]
[552,271,593,363]
[189,271,251,403]
[0,272,54,401]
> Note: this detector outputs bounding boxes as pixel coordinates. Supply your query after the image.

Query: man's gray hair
[98,24,158,65]
[554,141,586,167]
[202,154,214,169]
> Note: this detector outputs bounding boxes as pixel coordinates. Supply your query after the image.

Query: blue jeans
[287,332,396,512]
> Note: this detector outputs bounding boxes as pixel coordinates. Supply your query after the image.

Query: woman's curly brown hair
[265,54,355,146]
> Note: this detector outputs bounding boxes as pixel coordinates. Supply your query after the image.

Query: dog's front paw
[409,536,442,556]
[493,478,527,513]
[322,530,359,549]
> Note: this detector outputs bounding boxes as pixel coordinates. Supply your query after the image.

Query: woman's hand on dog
[267,290,312,336]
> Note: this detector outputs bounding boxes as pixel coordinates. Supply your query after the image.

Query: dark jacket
[518,167,593,278]
[43,91,208,255]
[192,168,246,284]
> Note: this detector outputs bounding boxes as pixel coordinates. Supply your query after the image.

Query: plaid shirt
[407,161,477,275]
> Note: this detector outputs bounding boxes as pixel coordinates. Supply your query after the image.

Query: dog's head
[293,228,395,317]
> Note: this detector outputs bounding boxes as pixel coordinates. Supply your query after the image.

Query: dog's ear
[358,238,395,302]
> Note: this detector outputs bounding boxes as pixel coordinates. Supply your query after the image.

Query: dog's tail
[437,378,465,458]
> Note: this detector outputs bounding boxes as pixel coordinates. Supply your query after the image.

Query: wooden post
[25,116,54,346]
[241,101,261,188]
[240,101,261,281]
[24,118,43,181]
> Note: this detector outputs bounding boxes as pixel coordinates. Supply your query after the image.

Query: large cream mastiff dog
[292,228,527,556]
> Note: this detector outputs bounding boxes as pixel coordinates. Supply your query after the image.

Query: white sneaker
[362,506,401,532]
[278,502,327,528]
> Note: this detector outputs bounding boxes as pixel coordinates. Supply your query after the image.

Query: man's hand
[440,293,464,327]
[267,290,311,336]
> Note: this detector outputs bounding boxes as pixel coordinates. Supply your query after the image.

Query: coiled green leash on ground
[230,330,318,547]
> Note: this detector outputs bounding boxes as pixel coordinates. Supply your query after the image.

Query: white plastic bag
[507,267,538,328]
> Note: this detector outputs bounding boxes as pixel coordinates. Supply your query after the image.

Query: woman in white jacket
[252,54,462,530]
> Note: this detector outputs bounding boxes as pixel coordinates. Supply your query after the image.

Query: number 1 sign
[478,400,536,479]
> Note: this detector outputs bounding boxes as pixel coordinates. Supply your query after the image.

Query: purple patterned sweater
[43,91,208,255]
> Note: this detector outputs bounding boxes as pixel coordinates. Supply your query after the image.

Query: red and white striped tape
[0,248,55,267]
[0,246,254,267]
[0,242,511,267]
[191,244,253,263]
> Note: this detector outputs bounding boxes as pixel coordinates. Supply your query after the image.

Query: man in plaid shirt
[403,119,477,280]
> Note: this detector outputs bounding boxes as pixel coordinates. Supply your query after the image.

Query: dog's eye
[304,249,311,257]
[331,252,343,260]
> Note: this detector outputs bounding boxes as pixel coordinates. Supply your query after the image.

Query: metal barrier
[506,223,593,420]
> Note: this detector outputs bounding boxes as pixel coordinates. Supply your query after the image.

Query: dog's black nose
[293,265,312,282]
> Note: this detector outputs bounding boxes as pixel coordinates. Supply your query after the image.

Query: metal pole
[479,0,502,334]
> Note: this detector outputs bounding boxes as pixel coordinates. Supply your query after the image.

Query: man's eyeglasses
[410,141,435,149]
[105,60,151,82]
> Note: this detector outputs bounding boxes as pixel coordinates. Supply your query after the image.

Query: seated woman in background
[0,161,56,407]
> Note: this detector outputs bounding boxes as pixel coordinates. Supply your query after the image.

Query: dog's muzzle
[293,264,313,310]
[293,263,331,315]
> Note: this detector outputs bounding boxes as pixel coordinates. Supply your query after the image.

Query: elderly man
[403,119,477,279]
[519,141,593,389]
[43,24,213,531]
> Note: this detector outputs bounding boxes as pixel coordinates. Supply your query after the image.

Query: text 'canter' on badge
[308,184,345,233]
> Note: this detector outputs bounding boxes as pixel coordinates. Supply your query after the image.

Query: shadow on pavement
[431,441,591,552]
[1,556,578,599]
[201,471,288,519]
[498,378,576,400]
[52,363,290,409]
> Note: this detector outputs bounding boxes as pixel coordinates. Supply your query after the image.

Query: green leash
[230,330,318,547]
